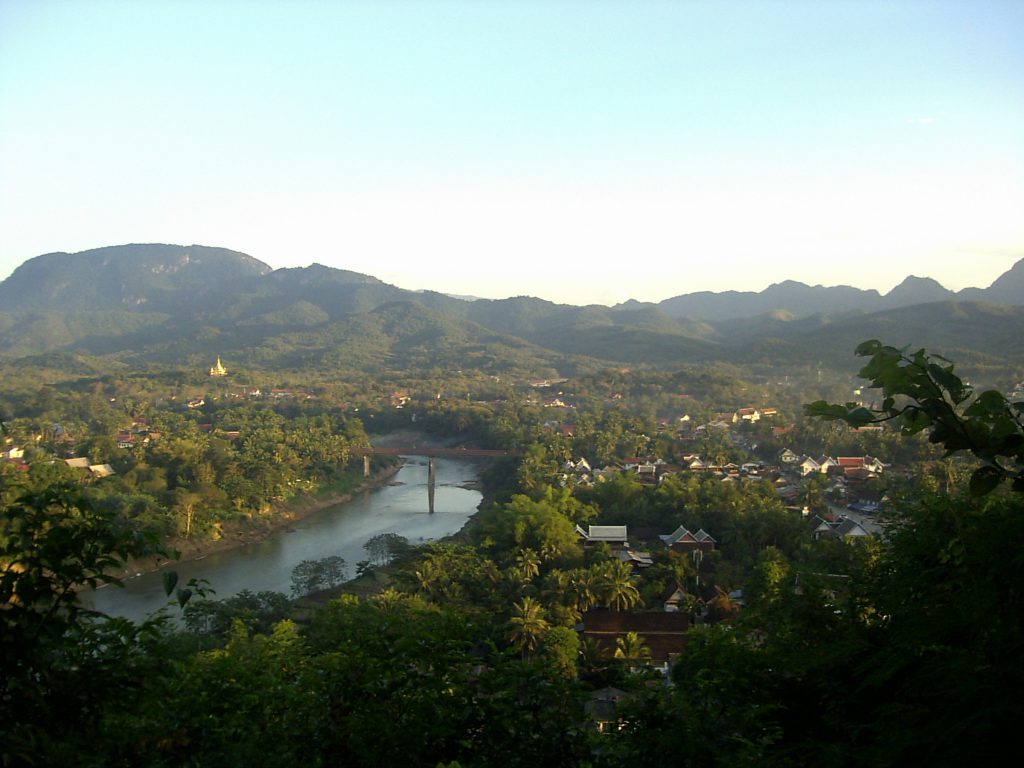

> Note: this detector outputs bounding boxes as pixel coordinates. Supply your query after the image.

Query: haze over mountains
[0,244,1021,372]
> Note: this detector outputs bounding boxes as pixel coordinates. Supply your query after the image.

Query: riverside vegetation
[1,340,1022,767]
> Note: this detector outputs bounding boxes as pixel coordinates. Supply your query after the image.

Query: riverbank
[89,454,487,622]
[112,426,485,581]
[120,461,404,578]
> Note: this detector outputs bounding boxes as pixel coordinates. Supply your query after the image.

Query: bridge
[350,446,515,458]
[351,446,517,513]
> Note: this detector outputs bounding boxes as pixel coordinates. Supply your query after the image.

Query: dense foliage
[1,339,1021,765]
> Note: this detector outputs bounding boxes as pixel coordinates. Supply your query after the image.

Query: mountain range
[0,244,1021,374]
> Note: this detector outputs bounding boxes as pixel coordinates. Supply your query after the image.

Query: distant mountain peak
[0,244,272,313]
[269,262,381,284]
[883,275,952,307]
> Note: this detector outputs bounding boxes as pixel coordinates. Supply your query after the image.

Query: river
[84,455,484,624]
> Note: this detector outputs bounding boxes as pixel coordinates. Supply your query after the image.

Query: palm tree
[613,631,652,664]
[507,596,550,657]
[514,548,541,582]
[707,585,740,623]
[372,587,405,612]
[570,568,600,613]
[540,569,569,602]
[598,560,641,611]
[578,637,610,677]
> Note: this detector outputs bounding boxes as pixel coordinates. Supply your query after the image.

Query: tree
[406,542,502,609]
[507,596,550,657]
[183,590,291,639]
[513,547,541,582]
[290,556,347,597]
[706,586,740,623]
[475,494,582,562]
[597,559,641,611]
[168,487,203,538]
[614,631,652,664]
[0,484,169,762]
[568,567,601,613]
[363,532,411,566]
[806,340,1024,496]
[800,472,829,514]
[793,340,1024,764]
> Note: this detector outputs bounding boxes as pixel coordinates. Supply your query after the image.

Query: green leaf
[162,570,178,597]
[927,363,967,404]
[804,401,875,426]
[968,465,1003,497]
[846,407,876,427]
[176,587,193,608]
[965,389,1009,416]
[854,339,883,357]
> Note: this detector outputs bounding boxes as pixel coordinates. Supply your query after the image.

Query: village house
[797,456,821,476]
[568,457,591,474]
[851,424,885,433]
[734,407,760,422]
[709,414,734,429]
[655,463,683,484]
[576,524,629,549]
[0,445,24,461]
[585,687,631,733]
[588,465,613,482]
[837,456,886,474]
[778,448,800,464]
[661,585,704,614]
[623,457,659,484]
[623,456,663,470]
[579,610,690,675]
[659,525,717,553]
[848,489,885,514]
[816,455,840,474]
[562,458,592,483]
[809,514,873,542]
[684,456,709,471]
[270,389,313,400]
[616,548,654,570]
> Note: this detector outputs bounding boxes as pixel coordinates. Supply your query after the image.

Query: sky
[1,0,1022,306]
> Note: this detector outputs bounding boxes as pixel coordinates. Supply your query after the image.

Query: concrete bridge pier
[428,457,436,514]
[363,454,371,478]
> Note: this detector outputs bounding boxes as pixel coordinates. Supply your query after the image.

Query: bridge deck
[351,447,515,458]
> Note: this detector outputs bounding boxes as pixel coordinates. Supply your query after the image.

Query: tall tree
[507,596,550,657]
[597,560,641,611]
[0,485,168,762]
[614,631,652,664]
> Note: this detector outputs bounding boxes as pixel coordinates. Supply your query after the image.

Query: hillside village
[1,355,897,690]
[4,0,1021,757]
[2,315,1016,764]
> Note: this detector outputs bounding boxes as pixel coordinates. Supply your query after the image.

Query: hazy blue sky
[1,0,1021,305]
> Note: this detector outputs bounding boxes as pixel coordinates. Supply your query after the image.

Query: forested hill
[0,244,1022,372]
